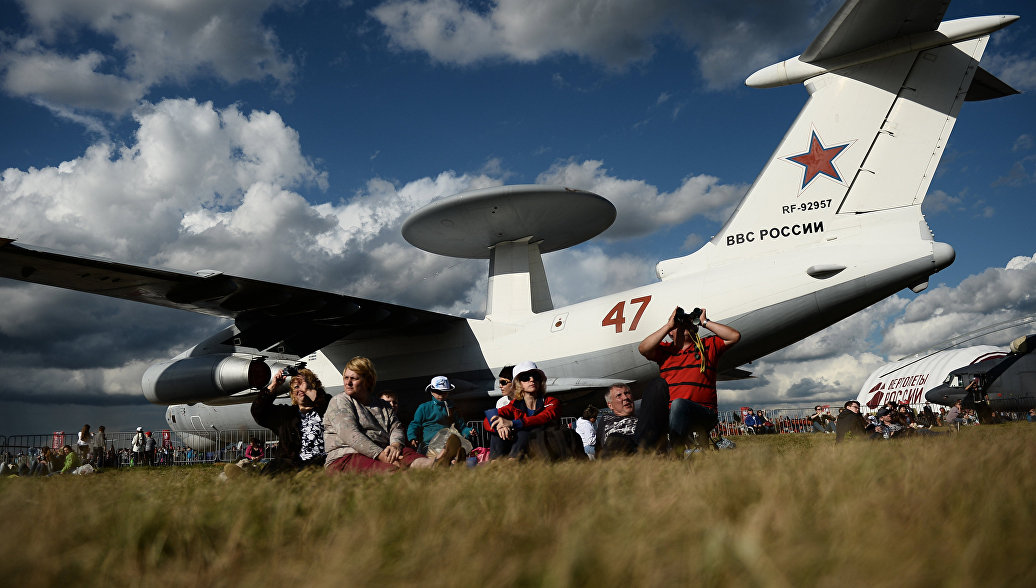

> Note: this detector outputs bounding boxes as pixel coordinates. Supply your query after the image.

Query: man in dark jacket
[835,399,870,442]
[251,368,332,474]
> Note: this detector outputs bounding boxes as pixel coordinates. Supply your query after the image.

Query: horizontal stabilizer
[748,8,1017,90]
[966,66,1020,101]
[801,0,947,63]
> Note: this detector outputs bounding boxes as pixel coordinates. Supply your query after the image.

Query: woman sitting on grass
[30,447,56,476]
[324,357,460,474]
[482,360,559,460]
[58,445,81,474]
[250,367,332,475]
[873,406,947,440]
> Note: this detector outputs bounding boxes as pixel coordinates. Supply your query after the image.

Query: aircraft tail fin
[659,17,1015,280]
[835,35,990,214]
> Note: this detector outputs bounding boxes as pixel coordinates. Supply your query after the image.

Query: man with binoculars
[637,306,740,453]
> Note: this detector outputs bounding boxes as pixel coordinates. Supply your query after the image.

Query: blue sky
[0,0,1034,434]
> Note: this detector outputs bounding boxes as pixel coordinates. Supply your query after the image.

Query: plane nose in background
[926,387,949,405]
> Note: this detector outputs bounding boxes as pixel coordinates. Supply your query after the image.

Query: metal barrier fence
[0,429,283,467]
[713,407,827,437]
[1,406,862,467]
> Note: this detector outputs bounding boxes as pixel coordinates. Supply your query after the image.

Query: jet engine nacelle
[142,355,271,405]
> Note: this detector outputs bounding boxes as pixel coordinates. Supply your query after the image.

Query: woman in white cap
[482,360,559,459]
[407,375,474,458]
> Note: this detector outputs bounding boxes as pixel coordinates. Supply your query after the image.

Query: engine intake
[142,355,271,405]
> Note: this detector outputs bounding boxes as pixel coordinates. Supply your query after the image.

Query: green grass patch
[3,424,1034,587]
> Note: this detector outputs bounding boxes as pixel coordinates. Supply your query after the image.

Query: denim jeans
[489,429,533,459]
[812,420,835,433]
[635,377,718,451]
[669,398,719,446]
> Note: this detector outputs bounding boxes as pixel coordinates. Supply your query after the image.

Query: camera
[674,307,703,328]
[280,362,307,378]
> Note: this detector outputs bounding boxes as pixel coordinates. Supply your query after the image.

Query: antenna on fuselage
[402,185,615,321]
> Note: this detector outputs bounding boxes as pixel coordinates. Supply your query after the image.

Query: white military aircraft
[0,0,1020,448]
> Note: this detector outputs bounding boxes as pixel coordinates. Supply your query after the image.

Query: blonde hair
[515,375,545,403]
[344,357,377,392]
[289,369,326,406]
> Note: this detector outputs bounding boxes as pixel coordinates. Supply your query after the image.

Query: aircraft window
[171,415,176,423]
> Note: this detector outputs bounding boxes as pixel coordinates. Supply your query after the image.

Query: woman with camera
[250,366,332,474]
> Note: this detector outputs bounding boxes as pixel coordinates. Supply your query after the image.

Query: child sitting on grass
[407,376,474,462]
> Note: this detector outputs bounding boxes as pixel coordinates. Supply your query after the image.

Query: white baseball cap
[513,360,546,382]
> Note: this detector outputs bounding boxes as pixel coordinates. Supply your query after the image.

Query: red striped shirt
[657,336,727,410]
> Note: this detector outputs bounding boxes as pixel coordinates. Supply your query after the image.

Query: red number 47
[601,295,652,333]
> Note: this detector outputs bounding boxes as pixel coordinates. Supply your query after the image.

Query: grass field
[2,423,1033,587]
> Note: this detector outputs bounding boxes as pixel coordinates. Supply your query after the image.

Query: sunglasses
[517,373,543,383]
[498,379,511,386]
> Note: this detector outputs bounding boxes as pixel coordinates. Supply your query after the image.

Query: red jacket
[484,396,560,431]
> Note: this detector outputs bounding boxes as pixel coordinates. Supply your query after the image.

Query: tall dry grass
[2,423,1033,587]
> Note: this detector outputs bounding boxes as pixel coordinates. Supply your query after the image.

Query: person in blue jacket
[407,376,474,456]
[743,409,760,432]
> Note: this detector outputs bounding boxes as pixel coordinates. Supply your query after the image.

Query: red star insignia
[785,130,851,190]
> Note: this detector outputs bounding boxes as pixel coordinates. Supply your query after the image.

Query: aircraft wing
[800,0,950,63]
[0,238,464,356]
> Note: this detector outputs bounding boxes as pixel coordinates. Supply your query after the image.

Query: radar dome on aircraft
[403,185,616,318]
[401,184,615,258]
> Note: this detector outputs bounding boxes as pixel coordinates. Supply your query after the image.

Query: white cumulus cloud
[371,0,831,88]
[536,159,746,239]
[1,0,297,117]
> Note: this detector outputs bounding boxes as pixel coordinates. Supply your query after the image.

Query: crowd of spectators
[4,397,1032,477]
[7,393,1034,476]
[0,438,239,476]
[5,345,1035,477]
